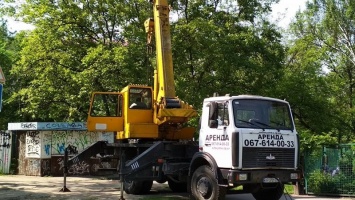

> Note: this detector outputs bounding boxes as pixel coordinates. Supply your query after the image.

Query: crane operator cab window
[90,93,122,117]
[129,88,152,109]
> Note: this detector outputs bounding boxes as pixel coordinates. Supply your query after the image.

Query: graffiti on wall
[0,131,12,173]
[24,130,101,157]
[0,131,11,148]
[17,129,114,176]
[100,132,114,144]
[9,122,87,131]
[91,162,112,173]
[41,159,51,176]
[25,159,41,176]
[41,131,51,158]
[57,157,90,175]
[21,122,37,129]
[40,122,86,130]
[51,131,98,155]
[26,131,41,158]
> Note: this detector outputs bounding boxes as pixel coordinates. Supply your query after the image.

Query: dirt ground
[1,175,355,200]
[0,175,188,200]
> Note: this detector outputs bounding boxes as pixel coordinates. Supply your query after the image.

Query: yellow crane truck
[67,1,301,199]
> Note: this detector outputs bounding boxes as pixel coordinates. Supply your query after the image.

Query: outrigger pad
[59,186,71,192]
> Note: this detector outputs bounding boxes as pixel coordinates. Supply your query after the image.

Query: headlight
[238,173,248,181]
[290,172,299,179]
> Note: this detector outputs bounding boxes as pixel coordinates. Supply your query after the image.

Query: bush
[307,170,338,194]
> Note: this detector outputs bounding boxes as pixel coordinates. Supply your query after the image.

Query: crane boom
[153,0,175,100]
[145,0,196,126]
[87,0,196,140]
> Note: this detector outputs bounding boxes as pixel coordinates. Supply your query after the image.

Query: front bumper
[220,168,301,185]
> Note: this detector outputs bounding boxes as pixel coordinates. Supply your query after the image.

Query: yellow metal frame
[88,1,197,140]
[87,92,124,132]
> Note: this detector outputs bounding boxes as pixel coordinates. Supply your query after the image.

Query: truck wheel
[252,183,284,200]
[191,165,226,200]
[168,178,187,192]
[156,175,167,184]
[123,180,143,194]
[124,180,152,194]
[141,180,153,193]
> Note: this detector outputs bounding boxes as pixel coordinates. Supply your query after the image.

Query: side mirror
[208,102,218,128]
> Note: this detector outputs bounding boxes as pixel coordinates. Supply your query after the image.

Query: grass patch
[230,184,294,194]
[284,184,294,194]
[230,185,243,190]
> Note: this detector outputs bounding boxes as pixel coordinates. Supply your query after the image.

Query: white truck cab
[192,95,300,200]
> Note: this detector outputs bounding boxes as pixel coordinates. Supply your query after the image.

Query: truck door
[202,101,231,168]
[87,92,124,132]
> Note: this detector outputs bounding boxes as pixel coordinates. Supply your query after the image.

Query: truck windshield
[232,99,293,130]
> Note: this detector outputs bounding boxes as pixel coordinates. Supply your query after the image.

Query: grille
[242,147,295,168]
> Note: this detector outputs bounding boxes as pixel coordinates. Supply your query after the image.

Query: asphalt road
[0,175,354,200]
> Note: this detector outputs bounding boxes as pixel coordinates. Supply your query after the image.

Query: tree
[171,0,284,109]
[0,19,23,129]
[7,0,152,121]
[5,0,285,124]
[286,0,355,144]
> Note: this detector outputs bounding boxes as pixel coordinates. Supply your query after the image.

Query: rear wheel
[190,165,226,200]
[123,180,153,194]
[141,180,153,193]
[123,180,143,194]
[252,183,284,200]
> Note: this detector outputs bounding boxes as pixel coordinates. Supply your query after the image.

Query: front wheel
[252,183,284,200]
[190,165,226,200]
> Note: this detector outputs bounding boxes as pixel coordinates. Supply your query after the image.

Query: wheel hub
[197,177,211,197]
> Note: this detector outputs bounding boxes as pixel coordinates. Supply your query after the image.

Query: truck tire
[141,180,153,193]
[168,178,187,192]
[252,183,284,200]
[191,165,226,200]
[123,180,143,194]
[124,180,153,194]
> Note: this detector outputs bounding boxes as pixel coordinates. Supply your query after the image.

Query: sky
[271,0,307,28]
[5,0,307,32]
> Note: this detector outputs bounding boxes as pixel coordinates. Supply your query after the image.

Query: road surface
[0,175,354,200]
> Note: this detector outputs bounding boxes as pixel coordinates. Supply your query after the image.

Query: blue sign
[0,84,3,112]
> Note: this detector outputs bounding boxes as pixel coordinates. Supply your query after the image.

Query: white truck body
[199,95,299,178]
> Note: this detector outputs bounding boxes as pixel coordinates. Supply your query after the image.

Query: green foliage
[307,170,338,194]
[0,18,22,129]
[6,0,151,121]
[309,172,355,195]
[0,0,351,155]
[300,130,337,152]
[304,145,355,195]
[287,0,355,144]
[0,0,287,124]
[172,0,285,109]
[284,184,295,194]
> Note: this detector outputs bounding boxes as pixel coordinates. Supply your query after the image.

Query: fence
[304,144,355,196]
[0,130,12,174]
